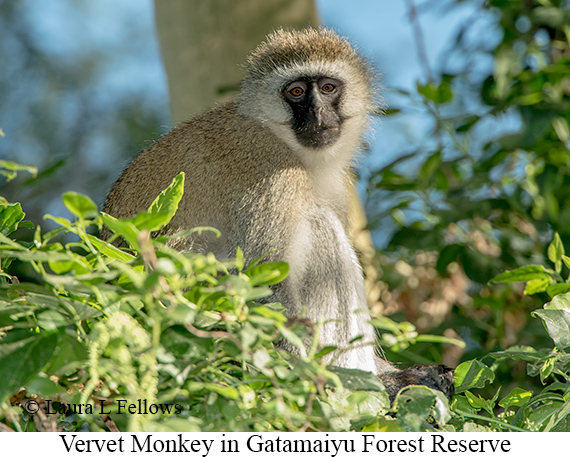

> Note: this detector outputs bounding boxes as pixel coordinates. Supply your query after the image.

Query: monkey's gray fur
[103,28,454,402]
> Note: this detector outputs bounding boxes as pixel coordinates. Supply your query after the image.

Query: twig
[406,0,433,82]
[9,275,26,297]
[267,370,295,431]
[184,322,243,351]
[102,414,120,432]
[0,422,15,432]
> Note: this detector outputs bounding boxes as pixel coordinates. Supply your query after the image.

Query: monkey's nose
[314,106,325,126]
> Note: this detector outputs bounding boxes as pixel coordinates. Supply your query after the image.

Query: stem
[454,408,529,432]
[406,0,433,82]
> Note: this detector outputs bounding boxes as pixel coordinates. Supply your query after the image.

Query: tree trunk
[154,0,319,123]
[153,0,381,309]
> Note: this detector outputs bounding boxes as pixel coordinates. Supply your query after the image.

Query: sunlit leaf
[144,172,185,231]
[417,80,453,104]
[533,308,570,350]
[0,203,26,236]
[547,233,564,264]
[498,388,532,409]
[454,360,494,392]
[329,366,386,392]
[491,265,553,283]
[62,192,99,219]
[246,261,289,286]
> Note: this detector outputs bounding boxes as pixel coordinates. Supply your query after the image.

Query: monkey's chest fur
[103,102,376,371]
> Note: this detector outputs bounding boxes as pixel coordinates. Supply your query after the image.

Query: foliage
[365,0,570,432]
[448,233,570,432]
[1,164,569,431]
[371,0,570,284]
[0,170,420,432]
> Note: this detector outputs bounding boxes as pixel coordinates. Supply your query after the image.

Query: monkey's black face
[282,76,344,148]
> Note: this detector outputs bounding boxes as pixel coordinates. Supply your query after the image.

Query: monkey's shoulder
[169,103,297,165]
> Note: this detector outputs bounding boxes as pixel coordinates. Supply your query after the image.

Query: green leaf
[235,247,245,272]
[43,214,71,228]
[498,388,532,409]
[0,249,78,263]
[532,6,566,28]
[418,151,442,185]
[524,277,554,295]
[464,390,490,410]
[128,211,173,233]
[328,366,386,392]
[106,173,186,238]
[48,252,92,275]
[37,310,69,331]
[491,346,543,363]
[100,213,141,250]
[204,383,239,400]
[527,396,565,430]
[539,356,556,382]
[491,265,553,283]
[0,160,37,182]
[0,330,59,403]
[314,345,337,359]
[25,373,66,397]
[0,203,26,236]
[62,192,99,219]
[532,309,570,350]
[454,360,494,392]
[417,80,453,104]
[144,172,185,231]
[246,261,289,286]
[376,169,417,191]
[382,108,401,116]
[548,233,564,264]
[250,305,287,325]
[43,332,88,376]
[278,325,307,356]
[396,387,451,430]
[547,284,570,298]
[85,234,135,262]
[436,244,463,275]
[543,396,570,432]
[455,115,481,133]
[544,292,570,311]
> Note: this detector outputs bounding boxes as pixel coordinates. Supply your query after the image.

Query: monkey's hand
[379,365,455,403]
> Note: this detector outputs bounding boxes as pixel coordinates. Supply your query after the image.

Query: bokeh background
[0,0,477,243]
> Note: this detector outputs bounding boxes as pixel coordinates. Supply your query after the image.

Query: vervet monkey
[103,28,453,401]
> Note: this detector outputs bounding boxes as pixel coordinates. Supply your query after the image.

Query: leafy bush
[363,0,570,432]
[0,166,394,432]
[1,160,569,432]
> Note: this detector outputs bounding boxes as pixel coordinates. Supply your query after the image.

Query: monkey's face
[282,76,344,148]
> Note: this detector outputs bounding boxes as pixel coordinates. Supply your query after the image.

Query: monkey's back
[103,102,313,258]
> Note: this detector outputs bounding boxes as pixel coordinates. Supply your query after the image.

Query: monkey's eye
[285,80,307,99]
[321,83,335,93]
[289,86,304,97]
